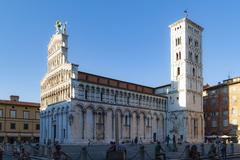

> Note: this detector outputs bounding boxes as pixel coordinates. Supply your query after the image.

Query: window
[0,123,2,130]
[36,112,40,119]
[0,110,2,117]
[10,110,16,118]
[189,52,192,61]
[175,37,181,46]
[23,111,29,119]
[193,68,195,76]
[211,120,217,127]
[179,52,181,60]
[223,120,228,127]
[195,55,199,63]
[23,123,28,130]
[194,40,199,47]
[193,95,196,104]
[36,124,40,130]
[10,123,16,129]
[188,37,193,45]
[176,53,178,60]
[125,115,128,125]
[177,67,180,76]
[188,25,193,32]
[193,119,198,138]
[194,29,199,34]
[147,117,150,127]
[223,111,228,117]
[85,89,88,100]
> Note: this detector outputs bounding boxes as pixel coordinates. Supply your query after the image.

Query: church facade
[40,18,204,144]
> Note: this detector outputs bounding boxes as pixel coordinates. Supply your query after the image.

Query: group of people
[208,140,227,160]
[106,141,127,160]
[165,134,178,151]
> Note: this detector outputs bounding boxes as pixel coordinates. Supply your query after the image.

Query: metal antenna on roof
[184,9,188,18]
[228,72,231,79]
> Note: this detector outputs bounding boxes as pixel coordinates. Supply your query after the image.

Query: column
[143,116,146,139]
[58,111,62,143]
[151,117,153,140]
[136,114,139,137]
[120,114,123,139]
[82,110,86,139]
[104,112,107,141]
[93,111,96,140]
[62,109,66,143]
[61,111,64,143]
[66,109,70,143]
[129,114,132,139]
[156,117,159,141]
[112,112,115,140]
[40,114,43,143]
[56,111,59,141]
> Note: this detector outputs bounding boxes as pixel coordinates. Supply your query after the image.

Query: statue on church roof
[55,20,67,34]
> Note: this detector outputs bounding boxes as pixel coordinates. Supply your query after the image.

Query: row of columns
[40,103,166,144]
[40,106,70,144]
[41,85,71,107]
[71,106,165,144]
[76,84,167,110]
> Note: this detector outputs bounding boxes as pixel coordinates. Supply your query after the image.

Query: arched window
[177,67,180,76]
[189,52,192,61]
[114,92,118,103]
[147,117,150,126]
[85,86,89,100]
[193,68,195,76]
[97,112,103,124]
[125,115,128,125]
[100,89,104,102]
[124,113,130,126]
[195,55,199,63]
[176,53,179,60]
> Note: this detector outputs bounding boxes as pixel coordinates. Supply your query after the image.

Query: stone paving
[4,143,240,160]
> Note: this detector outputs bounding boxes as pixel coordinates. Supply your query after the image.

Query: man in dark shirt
[155,141,166,160]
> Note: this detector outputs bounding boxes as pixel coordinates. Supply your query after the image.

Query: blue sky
[0,0,240,102]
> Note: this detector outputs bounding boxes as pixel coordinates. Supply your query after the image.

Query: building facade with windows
[0,95,40,143]
[40,17,204,144]
[203,77,240,140]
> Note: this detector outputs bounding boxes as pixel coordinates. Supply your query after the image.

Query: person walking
[0,145,3,160]
[221,141,227,160]
[155,141,166,160]
[165,135,170,147]
[19,148,31,160]
[172,135,177,152]
[134,137,138,145]
[52,145,71,160]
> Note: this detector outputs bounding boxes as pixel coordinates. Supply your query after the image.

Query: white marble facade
[40,18,204,145]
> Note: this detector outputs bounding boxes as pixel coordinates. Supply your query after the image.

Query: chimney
[10,95,19,102]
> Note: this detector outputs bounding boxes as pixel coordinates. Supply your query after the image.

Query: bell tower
[168,17,204,143]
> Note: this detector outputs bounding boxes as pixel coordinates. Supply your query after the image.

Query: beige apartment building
[0,95,40,143]
[203,77,240,141]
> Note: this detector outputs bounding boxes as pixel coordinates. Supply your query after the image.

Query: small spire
[184,9,188,18]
